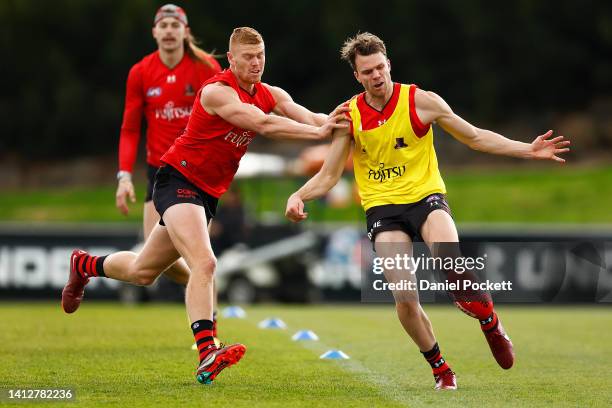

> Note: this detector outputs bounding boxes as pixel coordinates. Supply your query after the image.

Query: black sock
[95,255,107,277]
[421,342,450,374]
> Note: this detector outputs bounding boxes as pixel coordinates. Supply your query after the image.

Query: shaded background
[2,0,611,165]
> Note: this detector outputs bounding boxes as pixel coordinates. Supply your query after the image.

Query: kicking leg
[61,224,180,313]
[421,209,514,369]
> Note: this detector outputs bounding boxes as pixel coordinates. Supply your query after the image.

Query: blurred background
[1,0,611,303]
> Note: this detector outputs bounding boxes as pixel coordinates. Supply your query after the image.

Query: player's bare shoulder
[263,83,292,102]
[200,82,239,114]
[413,88,452,123]
[414,88,446,110]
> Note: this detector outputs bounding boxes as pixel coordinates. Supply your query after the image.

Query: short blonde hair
[229,27,263,49]
[340,32,387,71]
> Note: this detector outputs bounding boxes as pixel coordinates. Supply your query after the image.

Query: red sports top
[161,69,277,197]
[118,50,221,172]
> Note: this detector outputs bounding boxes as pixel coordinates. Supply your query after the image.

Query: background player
[114,4,223,339]
[285,32,570,390]
[115,3,220,284]
[63,27,349,384]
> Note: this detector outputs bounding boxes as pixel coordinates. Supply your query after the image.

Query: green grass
[0,166,611,223]
[0,186,144,223]
[1,303,611,407]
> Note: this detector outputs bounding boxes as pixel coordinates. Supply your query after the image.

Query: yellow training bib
[350,83,446,210]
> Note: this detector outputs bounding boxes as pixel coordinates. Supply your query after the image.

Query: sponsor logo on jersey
[394,137,408,149]
[368,162,406,183]
[146,87,162,97]
[155,101,192,121]
[185,83,195,96]
[167,74,176,83]
[224,130,254,148]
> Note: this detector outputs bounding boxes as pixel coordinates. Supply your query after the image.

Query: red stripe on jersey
[409,85,431,138]
[356,83,401,131]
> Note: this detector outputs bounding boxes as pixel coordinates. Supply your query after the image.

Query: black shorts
[365,193,452,243]
[152,165,218,226]
[145,164,159,202]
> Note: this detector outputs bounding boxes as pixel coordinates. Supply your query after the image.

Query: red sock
[479,311,499,332]
[191,320,216,363]
[75,253,106,278]
[446,269,498,331]
[454,299,498,331]
[422,342,451,375]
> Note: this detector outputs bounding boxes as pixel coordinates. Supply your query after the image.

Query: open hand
[531,130,571,162]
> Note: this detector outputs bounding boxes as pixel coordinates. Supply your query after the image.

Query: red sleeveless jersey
[118,51,221,172]
[161,69,277,197]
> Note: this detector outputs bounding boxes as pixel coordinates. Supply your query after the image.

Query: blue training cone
[292,330,319,341]
[320,350,350,359]
[222,306,246,319]
[258,318,287,329]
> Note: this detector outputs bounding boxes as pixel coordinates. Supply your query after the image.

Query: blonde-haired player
[62,27,349,385]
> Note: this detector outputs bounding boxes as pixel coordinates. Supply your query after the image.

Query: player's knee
[128,262,159,286]
[395,300,421,319]
[133,271,158,286]
[192,254,217,277]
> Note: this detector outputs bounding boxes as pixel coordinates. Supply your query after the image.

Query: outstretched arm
[267,85,349,127]
[414,89,571,162]
[201,83,347,140]
[285,128,352,222]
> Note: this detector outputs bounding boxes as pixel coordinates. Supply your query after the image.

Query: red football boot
[196,343,246,384]
[483,319,514,369]
[61,249,90,314]
[434,369,457,390]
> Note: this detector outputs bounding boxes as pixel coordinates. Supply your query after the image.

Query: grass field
[1,303,611,407]
[1,166,611,223]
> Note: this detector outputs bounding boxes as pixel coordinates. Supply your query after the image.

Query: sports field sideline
[1,303,610,407]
